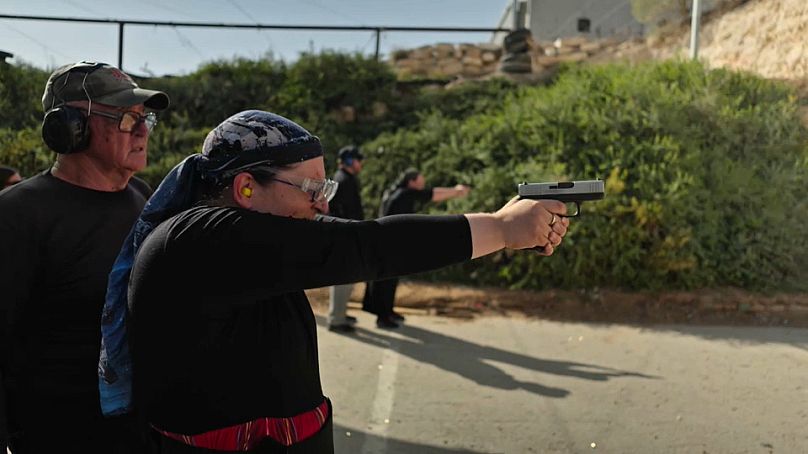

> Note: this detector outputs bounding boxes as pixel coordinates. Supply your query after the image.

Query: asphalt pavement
[317,311,808,454]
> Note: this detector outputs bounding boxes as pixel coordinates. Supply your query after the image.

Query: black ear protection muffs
[342,156,353,166]
[42,106,91,154]
[41,62,105,154]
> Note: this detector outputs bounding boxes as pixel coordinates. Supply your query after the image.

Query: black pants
[155,402,334,454]
[362,278,399,318]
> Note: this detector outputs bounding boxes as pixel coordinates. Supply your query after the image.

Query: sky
[0,0,512,76]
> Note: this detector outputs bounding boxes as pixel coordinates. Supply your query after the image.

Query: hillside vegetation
[1,54,805,292]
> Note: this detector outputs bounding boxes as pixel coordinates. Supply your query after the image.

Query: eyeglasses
[249,167,338,203]
[85,109,158,133]
[270,176,339,203]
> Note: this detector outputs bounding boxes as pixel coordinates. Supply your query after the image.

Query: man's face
[82,102,152,174]
[351,159,363,174]
[250,157,329,220]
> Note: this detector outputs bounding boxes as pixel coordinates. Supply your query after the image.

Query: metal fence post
[118,22,124,69]
[375,28,381,61]
[689,0,701,60]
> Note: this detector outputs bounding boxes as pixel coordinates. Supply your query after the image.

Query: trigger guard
[559,202,580,218]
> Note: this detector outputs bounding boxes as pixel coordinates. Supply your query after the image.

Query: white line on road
[361,344,400,454]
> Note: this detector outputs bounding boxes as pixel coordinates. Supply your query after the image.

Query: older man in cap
[0,61,169,453]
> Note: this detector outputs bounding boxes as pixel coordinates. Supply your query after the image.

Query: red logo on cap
[109,68,134,84]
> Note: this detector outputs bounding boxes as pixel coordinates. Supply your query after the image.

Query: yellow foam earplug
[241,187,252,197]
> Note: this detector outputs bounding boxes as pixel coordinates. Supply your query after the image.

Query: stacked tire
[499,28,533,74]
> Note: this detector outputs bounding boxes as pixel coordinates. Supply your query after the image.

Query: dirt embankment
[617,0,808,81]
[306,281,808,327]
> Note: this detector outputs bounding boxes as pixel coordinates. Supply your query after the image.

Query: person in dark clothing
[326,145,365,332]
[0,61,168,453]
[101,110,569,453]
[363,168,471,328]
[0,166,22,189]
[329,145,365,220]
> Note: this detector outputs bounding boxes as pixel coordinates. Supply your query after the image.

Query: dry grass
[306,281,808,326]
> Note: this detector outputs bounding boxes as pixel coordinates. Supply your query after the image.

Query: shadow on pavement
[316,315,656,399]
[332,423,491,454]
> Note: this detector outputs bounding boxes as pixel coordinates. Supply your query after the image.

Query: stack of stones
[388,36,626,80]
[499,29,534,73]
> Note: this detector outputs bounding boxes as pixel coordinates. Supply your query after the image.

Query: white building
[493,0,645,44]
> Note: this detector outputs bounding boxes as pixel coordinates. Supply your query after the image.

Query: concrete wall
[491,0,644,45]
[528,0,644,41]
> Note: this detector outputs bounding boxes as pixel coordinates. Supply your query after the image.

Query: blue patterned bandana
[199,109,323,177]
[98,110,322,416]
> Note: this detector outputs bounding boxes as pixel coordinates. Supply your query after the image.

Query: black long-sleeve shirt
[329,168,363,220]
[382,187,433,216]
[0,171,150,443]
[129,205,471,434]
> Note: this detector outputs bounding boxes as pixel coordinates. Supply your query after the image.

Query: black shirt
[129,206,470,434]
[382,187,434,216]
[329,168,363,220]
[0,171,150,418]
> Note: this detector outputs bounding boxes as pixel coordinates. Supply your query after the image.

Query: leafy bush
[2,55,805,292]
[145,58,288,131]
[0,127,53,176]
[139,52,401,174]
[0,63,49,130]
[136,125,211,189]
[0,64,51,177]
[135,53,513,183]
[0,53,404,182]
[361,61,808,291]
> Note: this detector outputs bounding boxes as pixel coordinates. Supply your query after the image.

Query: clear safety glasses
[270,176,339,203]
[248,166,338,203]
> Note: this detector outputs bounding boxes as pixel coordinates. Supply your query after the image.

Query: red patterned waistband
[153,399,330,451]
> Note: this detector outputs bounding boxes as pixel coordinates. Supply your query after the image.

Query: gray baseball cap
[42,61,169,111]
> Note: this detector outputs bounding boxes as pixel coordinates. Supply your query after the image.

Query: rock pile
[499,29,533,74]
[390,43,502,79]
[389,35,626,79]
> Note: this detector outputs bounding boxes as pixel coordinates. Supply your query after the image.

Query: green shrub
[144,52,401,171]
[144,58,288,131]
[2,55,805,292]
[362,61,808,291]
[275,51,397,157]
[136,125,211,189]
[0,127,53,176]
[0,63,49,130]
[0,53,514,180]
